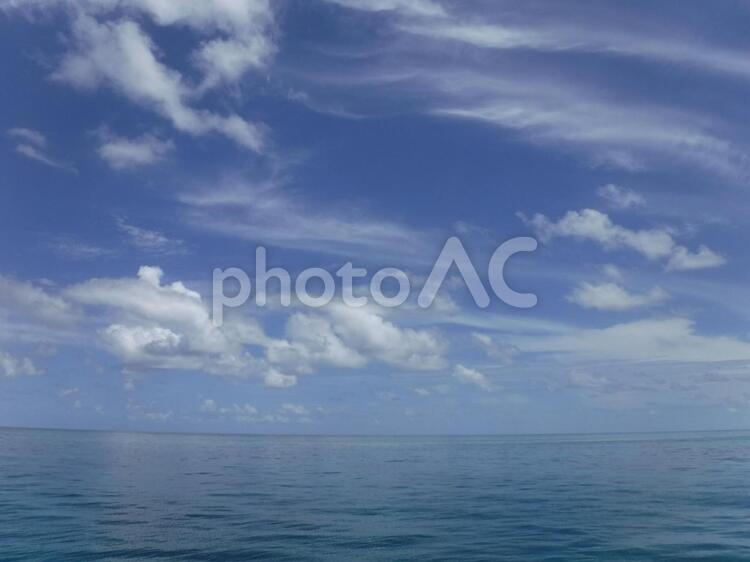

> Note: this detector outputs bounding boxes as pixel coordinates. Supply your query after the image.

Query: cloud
[50,238,117,260]
[0,277,80,348]
[61,266,445,387]
[200,398,258,421]
[179,180,434,261]
[521,208,725,270]
[597,184,645,210]
[567,282,667,311]
[65,265,273,378]
[325,0,445,17]
[7,127,76,171]
[0,351,39,377]
[199,398,313,423]
[97,132,174,169]
[302,3,750,178]
[601,264,623,281]
[397,10,750,83]
[430,75,744,177]
[269,312,367,371]
[513,317,750,364]
[269,304,447,373]
[471,332,519,364]
[263,369,298,388]
[666,245,727,271]
[7,127,46,146]
[126,400,173,421]
[0,276,77,326]
[453,364,492,391]
[53,15,265,151]
[116,218,185,254]
[280,403,309,416]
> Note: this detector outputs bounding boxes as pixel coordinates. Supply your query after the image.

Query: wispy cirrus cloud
[116,218,185,255]
[310,1,750,179]
[7,127,76,172]
[179,180,435,262]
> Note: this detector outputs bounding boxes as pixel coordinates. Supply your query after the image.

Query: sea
[1,428,749,561]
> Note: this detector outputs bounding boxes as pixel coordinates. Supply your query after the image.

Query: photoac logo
[212,236,537,326]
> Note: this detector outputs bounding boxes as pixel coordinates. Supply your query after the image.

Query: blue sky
[2,0,750,434]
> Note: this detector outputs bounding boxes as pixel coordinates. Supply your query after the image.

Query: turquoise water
[1,429,750,560]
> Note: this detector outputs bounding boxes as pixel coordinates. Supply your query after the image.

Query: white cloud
[601,264,623,281]
[666,245,727,271]
[97,132,173,169]
[0,276,77,326]
[61,267,444,387]
[298,5,749,178]
[263,369,298,388]
[200,398,258,421]
[269,313,367,371]
[199,399,313,423]
[398,14,750,83]
[521,208,725,270]
[180,181,433,261]
[513,317,750,364]
[7,127,46,147]
[567,282,667,311]
[7,127,75,171]
[65,265,271,377]
[280,403,309,416]
[269,304,446,373]
[116,218,185,254]
[327,305,446,371]
[471,332,519,364]
[51,238,116,260]
[597,184,645,209]
[453,364,492,391]
[0,351,39,377]
[53,15,265,151]
[325,0,445,17]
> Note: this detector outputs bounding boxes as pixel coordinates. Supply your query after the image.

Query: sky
[1,0,750,434]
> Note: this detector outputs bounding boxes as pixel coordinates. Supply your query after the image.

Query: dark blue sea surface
[1,429,750,561]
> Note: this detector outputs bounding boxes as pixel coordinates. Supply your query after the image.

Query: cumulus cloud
[597,184,645,209]
[52,14,266,151]
[521,208,725,270]
[270,304,446,373]
[0,351,39,377]
[97,132,174,169]
[58,267,445,387]
[65,265,276,380]
[567,282,668,311]
[453,364,492,391]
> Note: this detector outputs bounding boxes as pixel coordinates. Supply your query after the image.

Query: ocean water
[1,429,750,561]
